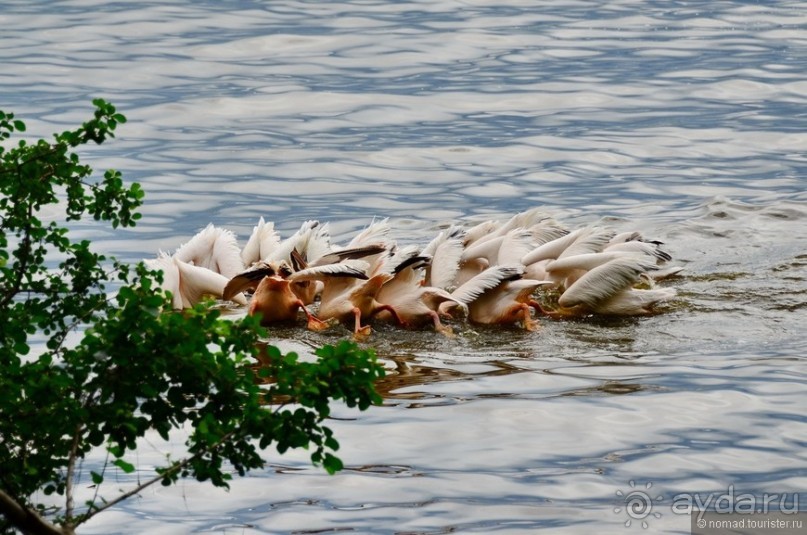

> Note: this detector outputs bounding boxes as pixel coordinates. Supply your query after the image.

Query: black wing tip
[394,255,430,275]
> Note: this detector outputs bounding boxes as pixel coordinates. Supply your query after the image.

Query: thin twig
[64,423,84,527]
[77,428,239,526]
[0,199,34,309]
[84,449,110,517]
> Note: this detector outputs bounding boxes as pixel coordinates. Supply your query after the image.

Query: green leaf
[322,454,344,475]
[91,471,104,485]
[112,459,136,474]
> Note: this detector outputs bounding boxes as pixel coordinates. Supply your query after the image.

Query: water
[2,1,806,533]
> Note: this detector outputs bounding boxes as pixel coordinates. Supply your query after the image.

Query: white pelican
[556,255,676,315]
[240,217,280,267]
[244,268,328,330]
[520,226,616,284]
[462,219,499,247]
[290,262,403,337]
[146,210,684,323]
[375,255,467,335]
[456,228,535,286]
[474,207,556,245]
[347,218,393,249]
[145,253,247,310]
[224,261,364,330]
[288,242,389,305]
[420,226,465,290]
[450,265,551,330]
[265,220,331,266]
[174,223,244,279]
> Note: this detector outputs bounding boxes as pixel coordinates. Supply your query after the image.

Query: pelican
[456,228,535,286]
[346,217,393,249]
[145,224,247,309]
[603,234,683,279]
[146,210,684,324]
[460,208,565,248]
[229,257,398,336]
[244,268,328,330]
[223,261,348,330]
[290,262,403,337]
[521,226,616,284]
[145,253,247,310]
[288,242,390,305]
[462,219,499,247]
[174,223,244,279]
[450,265,551,330]
[240,217,280,267]
[420,226,465,291]
[257,219,331,265]
[555,255,676,315]
[238,217,388,306]
[375,255,467,335]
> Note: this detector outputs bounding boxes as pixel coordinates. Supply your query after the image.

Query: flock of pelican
[145,208,682,337]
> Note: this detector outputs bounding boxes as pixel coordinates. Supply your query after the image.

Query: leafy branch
[0,102,385,535]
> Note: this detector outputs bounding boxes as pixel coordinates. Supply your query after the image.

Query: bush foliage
[0,101,384,534]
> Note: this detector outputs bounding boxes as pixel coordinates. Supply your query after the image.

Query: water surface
[2,1,806,533]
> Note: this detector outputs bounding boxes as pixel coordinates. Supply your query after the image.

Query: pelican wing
[422,229,464,290]
[463,220,499,246]
[503,278,553,302]
[174,223,217,264]
[609,231,642,244]
[521,228,585,266]
[241,217,280,266]
[311,243,388,266]
[558,256,657,309]
[528,219,569,246]
[212,233,247,279]
[175,224,244,278]
[462,235,504,263]
[289,262,369,283]
[490,207,551,239]
[421,287,468,314]
[268,220,321,263]
[351,272,393,301]
[557,226,616,259]
[376,271,417,305]
[594,287,676,315]
[393,254,429,277]
[175,257,247,308]
[605,240,672,262]
[649,265,684,280]
[378,245,422,276]
[301,221,332,264]
[144,254,183,309]
[422,226,464,256]
[451,265,524,305]
[347,218,391,247]
[497,228,535,265]
[223,264,278,301]
[546,252,638,276]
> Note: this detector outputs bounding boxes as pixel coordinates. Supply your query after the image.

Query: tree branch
[0,488,64,535]
[63,424,84,528]
[0,196,34,309]
[76,428,240,527]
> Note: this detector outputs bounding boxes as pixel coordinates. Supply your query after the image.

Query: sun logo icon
[614,480,664,529]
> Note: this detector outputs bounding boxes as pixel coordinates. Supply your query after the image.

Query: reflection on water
[2,0,807,533]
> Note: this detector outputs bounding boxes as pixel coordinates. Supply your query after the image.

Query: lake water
[2,1,806,533]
